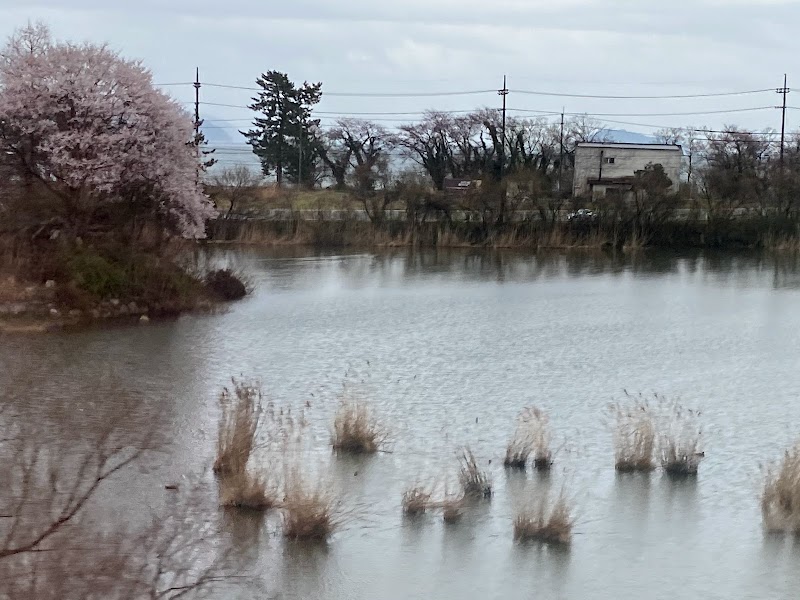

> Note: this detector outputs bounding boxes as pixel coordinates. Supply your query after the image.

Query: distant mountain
[201,121,237,144]
[603,129,657,144]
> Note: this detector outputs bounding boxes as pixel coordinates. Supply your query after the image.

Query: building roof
[576,142,682,151]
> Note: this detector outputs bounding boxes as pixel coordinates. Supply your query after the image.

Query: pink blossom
[0,24,215,238]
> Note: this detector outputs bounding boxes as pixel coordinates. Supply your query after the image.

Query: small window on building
[604,157,616,164]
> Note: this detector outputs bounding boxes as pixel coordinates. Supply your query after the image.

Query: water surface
[2,248,800,600]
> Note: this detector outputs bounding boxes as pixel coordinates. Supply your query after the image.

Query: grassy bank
[209,214,800,251]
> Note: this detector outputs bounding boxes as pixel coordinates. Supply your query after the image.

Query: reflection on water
[3,248,800,599]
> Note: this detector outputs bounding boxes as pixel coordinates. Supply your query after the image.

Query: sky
[1,0,799,167]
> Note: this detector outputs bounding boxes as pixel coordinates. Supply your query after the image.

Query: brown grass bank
[208,218,612,250]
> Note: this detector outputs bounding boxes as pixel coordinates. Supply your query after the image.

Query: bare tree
[653,127,686,146]
[0,382,245,599]
[396,111,454,190]
[697,126,774,218]
[211,166,264,219]
[628,163,679,239]
[566,115,610,147]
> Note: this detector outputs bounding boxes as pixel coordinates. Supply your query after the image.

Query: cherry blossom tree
[0,23,215,238]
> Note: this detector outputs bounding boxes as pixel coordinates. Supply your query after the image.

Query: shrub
[205,268,248,301]
[762,443,800,533]
[281,473,340,542]
[218,471,277,511]
[513,490,574,546]
[611,395,656,472]
[659,403,703,476]
[331,398,386,454]
[54,244,209,310]
[213,379,263,476]
[66,250,128,299]
[458,448,492,498]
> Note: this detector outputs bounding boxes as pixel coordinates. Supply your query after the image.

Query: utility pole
[777,74,790,168]
[298,123,303,189]
[193,68,201,148]
[498,75,508,183]
[687,135,693,200]
[558,108,565,194]
[193,67,201,184]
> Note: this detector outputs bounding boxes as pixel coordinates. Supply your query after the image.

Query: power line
[509,88,774,99]
[564,106,774,118]
[202,82,497,97]
[164,80,778,100]
[192,101,776,119]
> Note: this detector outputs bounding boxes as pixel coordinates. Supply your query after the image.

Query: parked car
[567,208,597,222]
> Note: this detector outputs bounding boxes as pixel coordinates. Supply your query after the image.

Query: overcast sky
[2,0,798,156]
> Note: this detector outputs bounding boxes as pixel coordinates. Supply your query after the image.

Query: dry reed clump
[458,448,492,498]
[213,379,264,476]
[218,471,277,511]
[659,403,704,476]
[439,494,465,524]
[513,490,574,546]
[281,473,341,542]
[331,398,386,454]
[611,395,656,472]
[504,407,552,471]
[762,443,800,533]
[402,484,433,516]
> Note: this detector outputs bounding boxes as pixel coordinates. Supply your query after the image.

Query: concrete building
[572,142,682,199]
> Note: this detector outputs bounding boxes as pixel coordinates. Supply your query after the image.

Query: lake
[2,248,800,600]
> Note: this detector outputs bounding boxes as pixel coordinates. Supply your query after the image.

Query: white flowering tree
[0,24,214,238]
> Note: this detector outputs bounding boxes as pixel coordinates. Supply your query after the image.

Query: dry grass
[513,490,574,546]
[504,407,552,470]
[218,471,277,511]
[622,229,648,251]
[439,494,465,524]
[281,473,341,541]
[458,448,492,498]
[331,398,386,454]
[762,443,800,533]
[611,394,656,472]
[659,403,704,476]
[402,484,433,516]
[763,233,800,251]
[213,379,264,476]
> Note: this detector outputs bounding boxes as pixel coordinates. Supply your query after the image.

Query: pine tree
[242,71,322,187]
[193,122,217,171]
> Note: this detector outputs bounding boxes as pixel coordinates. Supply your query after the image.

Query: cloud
[1,0,798,135]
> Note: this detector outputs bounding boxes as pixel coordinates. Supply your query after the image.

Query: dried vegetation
[513,490,574,546]
[402,484,433,516]
[611,394,657,472]
[458,447,492,499]
[504,407,553,470]
[762,443,800,533]
[281,472,341,542]
[214,379,263,476]
[331,397,386,454]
